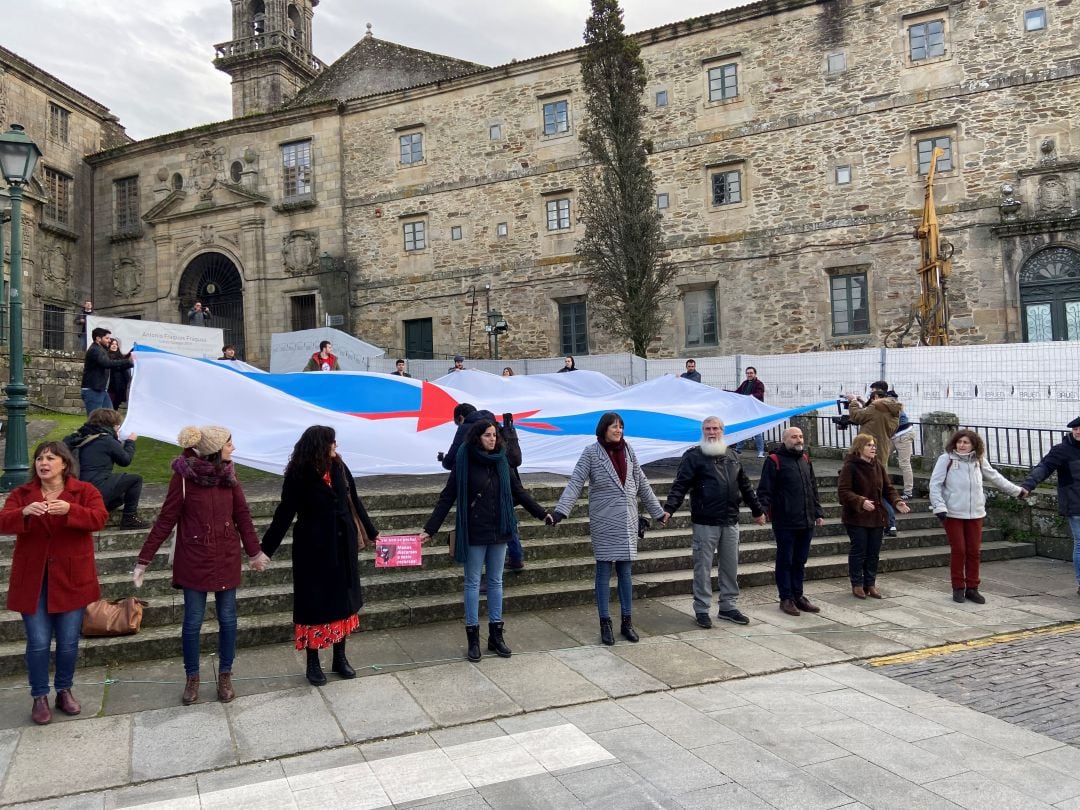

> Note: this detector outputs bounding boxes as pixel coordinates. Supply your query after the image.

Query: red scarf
[602,439,627,485]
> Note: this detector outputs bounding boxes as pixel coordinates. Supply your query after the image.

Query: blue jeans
[464,543,506,625]
[22,580,85,698]
[595,560,633,619]
[1071,516,1080,584]
[80,388,112,416]
[774,527,814,601]
[182,588,237,676]
[739,433,765,455]
[507,529,523,565]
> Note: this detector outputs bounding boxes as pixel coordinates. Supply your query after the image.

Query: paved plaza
[0,557,1076,808]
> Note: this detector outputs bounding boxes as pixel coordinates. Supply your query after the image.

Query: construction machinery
[914,146,953,345]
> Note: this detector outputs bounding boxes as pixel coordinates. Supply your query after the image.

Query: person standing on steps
[756,426,825,617]
[551,412,668,646]
[0,442,108,726]
[929,429,1024,605]
[837,434,909,600]
[733,367,767,457]
[80,327,133,415]
[261,426,377,686]
[663,416,765,629]
[134,426,268,706]
[418,419,551,663]
[845,388,903,536]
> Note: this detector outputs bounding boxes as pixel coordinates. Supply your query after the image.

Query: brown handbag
[346,493,371,549]
[82,597,148,637]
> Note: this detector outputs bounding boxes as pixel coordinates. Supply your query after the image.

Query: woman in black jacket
[62,408,148,528]
[419,419,550,662]
[260,426,378,686]
[106,338,131,409]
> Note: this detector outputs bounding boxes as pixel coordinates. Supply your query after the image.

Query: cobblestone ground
[872,624,1080,746]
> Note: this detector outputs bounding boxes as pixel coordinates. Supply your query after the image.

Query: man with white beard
[663,417,766,628]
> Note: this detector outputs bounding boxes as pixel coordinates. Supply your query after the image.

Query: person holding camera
[844,389,903,536]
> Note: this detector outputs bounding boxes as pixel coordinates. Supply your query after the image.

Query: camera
[830,398,852,430]
[437,451,446,462]
[503,412,514,427]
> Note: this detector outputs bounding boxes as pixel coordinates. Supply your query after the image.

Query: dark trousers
[773,527,814,601]
[845,524,884,588]
[100,473,143,515]
[944,517,983,589]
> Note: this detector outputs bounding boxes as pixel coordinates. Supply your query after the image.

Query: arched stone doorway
[179,252,246,356]
[1019,246,1080,342]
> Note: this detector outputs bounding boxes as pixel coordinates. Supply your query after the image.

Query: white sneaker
[757,452,766,458]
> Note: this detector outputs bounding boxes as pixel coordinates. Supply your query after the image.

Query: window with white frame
[684,289,718,347]
[710,167,742,206]
[542,99,570,136]
[403,220,427,252]
[655,90,668,107]
[399,132,423,165]
[915,133,954,175]
[281,139,312,198]
[657,193,669,210]
[835,165,852,185]
[826,52,847,74]
[489,123,502,140]
[496,222,508,238]
[546,197,571,231]
[707,62,738,102]
[830,272,870,336]
[1025,8,1047,31]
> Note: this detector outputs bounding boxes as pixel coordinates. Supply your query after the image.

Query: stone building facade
[81,0,1080,365]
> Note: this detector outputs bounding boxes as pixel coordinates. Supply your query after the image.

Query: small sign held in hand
[374,535,423,568]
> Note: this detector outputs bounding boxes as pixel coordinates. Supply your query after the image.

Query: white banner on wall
[270,328,385,373]
[86,315,223,359]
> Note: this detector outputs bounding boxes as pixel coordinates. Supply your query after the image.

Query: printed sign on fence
[374,535,423,568]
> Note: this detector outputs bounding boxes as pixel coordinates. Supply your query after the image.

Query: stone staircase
[0,474,1036,674]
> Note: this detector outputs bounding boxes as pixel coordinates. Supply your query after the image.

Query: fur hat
[177,425,231,457]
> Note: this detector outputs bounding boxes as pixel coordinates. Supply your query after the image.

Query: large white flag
[122,347,832,476]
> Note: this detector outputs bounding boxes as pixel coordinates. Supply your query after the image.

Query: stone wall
[0,349,85,413]
[986,482,1073,562]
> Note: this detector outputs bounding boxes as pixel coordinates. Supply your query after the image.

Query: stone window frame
[655,89,669,108]
[113,175,140,234]
[835,164,853,186]
[539,94,572,140]
[825,51,847,75]
[496,222,509,239]
[826,266,871,337]
[288,291,320,332]
[397,125,425,167]
[450,225,463,241]
[171,172,184,191]
[47,102,70,145]
[1024,7,1047,32]
[43,166,73,226]
[401,216,428,253]
[281,138,313,200]
[543,190,574,233]
[229,160,244,183]
[706,161,747,210]
[657,192,670,210]
[681,285,719,348]
[703,54,742,106]
[912,127,958,176]
[556,297,589,356]
[489,122,503,141]
[903,8,951,68]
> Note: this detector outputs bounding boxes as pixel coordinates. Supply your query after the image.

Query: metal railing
[958,424,1064,469]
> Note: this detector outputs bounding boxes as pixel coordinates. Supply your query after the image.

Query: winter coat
[1022,433,1080,517]
[260,459,376,625]
[1,478,107,614]
[303,352,340,372]
[848,398,902,461]
[138,455,262,592]
[838,456,901,528]
[664,446,763,526]
[555,442,665,561]
[680,371,702,383]
[424,451,547,544]
[63,424,139,507]
[929,451,1022,520]
[107,351,131,406]
[441,410,522,471]
[81,342,132,391]
[735,378,765,401]
[756,445,825,529]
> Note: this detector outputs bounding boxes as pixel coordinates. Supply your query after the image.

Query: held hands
[895,501,911,514]
[249,551,270,572]
[815,517,825,527]
[132,564,147,588]
[935,511,948,524]
[658,513,670,528]
[1018,488,1029,499]
[546,511,564,526]
[752,514,767,525]
[418,531,432,545]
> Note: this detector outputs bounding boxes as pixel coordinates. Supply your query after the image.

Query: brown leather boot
[182,675,200,705]
[866,586,883,599]
[54,689,81,716]
[31,695,51,725]
[852,586,867,599]
[794,596,821,613]
[217,672,235,703]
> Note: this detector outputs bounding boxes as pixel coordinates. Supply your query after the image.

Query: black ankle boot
[465,624,481,662]
[620,615,639,643]
[331,640,356,679]
[306,648,327,686]
[487,621,512,658]
[599,617,615,646]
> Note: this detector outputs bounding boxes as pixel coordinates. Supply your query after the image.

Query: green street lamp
[0,124,42,491]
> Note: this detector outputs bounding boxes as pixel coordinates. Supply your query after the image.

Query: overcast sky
[4,0,744,141]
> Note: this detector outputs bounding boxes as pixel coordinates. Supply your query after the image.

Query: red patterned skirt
[294,613,360,650]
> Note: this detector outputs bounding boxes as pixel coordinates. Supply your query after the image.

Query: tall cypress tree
[577,0,674,357]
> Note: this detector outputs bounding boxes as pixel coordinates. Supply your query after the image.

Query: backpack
[768,451,809,470]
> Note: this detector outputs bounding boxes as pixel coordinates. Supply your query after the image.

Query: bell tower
[213,0,324,117]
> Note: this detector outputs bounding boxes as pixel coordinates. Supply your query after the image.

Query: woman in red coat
[0,441,108,725]
[133,426,267,706]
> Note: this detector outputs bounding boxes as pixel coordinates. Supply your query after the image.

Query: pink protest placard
[373,535,423,568]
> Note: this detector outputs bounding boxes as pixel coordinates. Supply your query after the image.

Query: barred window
[707,63,738,102]
[546,198,571,231]
[403,221,426,252]
[399,132,423,165]
[542,100,569,135]
[282,140,313,198]
[43,305,66,351]
[909,19,945,61]
[48,103,69,144]
[114,176,140,232]
[44,168,72,226]
[711,169,742,206]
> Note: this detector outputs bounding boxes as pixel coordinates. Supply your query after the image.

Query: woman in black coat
[260,426,378,686]
[106,338,131,409]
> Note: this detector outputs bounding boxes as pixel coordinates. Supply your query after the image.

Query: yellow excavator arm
[914,147,952,346]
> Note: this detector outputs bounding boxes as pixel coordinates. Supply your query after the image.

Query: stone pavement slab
[476,652,605,712]
[742,625,853,666]
[477,771,585,810]
[107,775,200,809]
[0,668,108,731]
[131,702,235,781]
[587,723,728,795]
[682,632,802,675]
[804,755,963,810]
[320,671,434,742]
[807,718,965,784]
[809,687,950,742]
[706,703,850,767]
[615,691,741,748]
[611,638,744,687]
[396,662,519,726]
[922,770,1056,810]
[550,646,667,698]
[227,686,344,763]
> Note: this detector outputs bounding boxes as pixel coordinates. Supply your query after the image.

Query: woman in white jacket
[929,429,1023,604]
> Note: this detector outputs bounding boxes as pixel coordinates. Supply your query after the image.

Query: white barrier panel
[87,315,222,359]
[270,328,385,373]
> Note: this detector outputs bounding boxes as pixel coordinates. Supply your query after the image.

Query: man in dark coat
[63,408,148,528]
[756,426,825,616]
[663,417,765,628]
[680,359,702,383]
[80,327,133,415]
[733,366,766,456]
[1021,416,1080,594]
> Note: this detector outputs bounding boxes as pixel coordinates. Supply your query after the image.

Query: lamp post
[0,124,42,491]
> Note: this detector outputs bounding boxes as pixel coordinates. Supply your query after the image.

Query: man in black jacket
[63,408,148,528]
[663,417,765,628]
[756,426,825,616]
[1021,416,1080,594]
[81,327,133,415]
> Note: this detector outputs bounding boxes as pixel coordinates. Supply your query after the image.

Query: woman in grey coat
[552,412,666,645]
